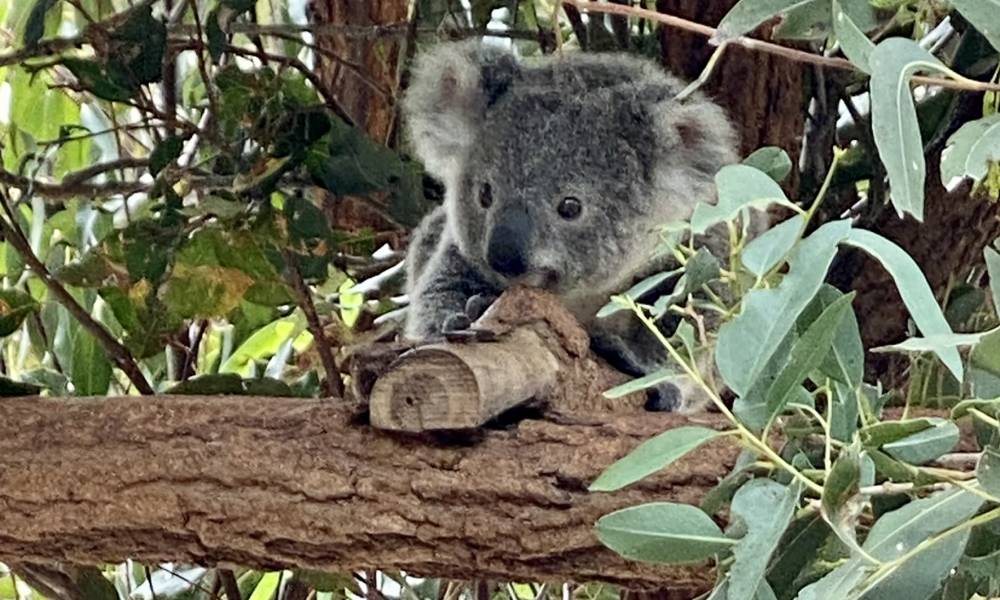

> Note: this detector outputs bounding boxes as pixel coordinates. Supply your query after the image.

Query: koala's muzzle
[486,208,531,278]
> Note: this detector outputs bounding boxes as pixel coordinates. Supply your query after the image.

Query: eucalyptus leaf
[602,369,681,399]
[860,418,936,447]
[590,426,723,492]
[870,38,955,221]
[717,219,851,398]
[832,0,875,73]
[985,247,1000,317]
[690,165,796,235]
[597,268,681,318]
[941,114,1000,186]
[976,446,1000,498]
[953,398,1000,420]
[595,502,735,565]
[844,229,962,381]
[741,215,804,278]
[950,0,1000,52]
[714,0,814,41]
[968,329,1000,398]
[727,480,799,600]
[742,147,793,182]
[882,420,960,465]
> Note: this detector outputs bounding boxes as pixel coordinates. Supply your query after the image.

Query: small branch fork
[561,0,1000,94]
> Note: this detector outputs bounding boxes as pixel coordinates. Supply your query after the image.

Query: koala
[400,41,741,412]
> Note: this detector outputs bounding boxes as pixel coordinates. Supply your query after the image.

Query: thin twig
[562,0,1000,93]
[60,157,150,187]
[284,251,344,400]
[0,190,155,395]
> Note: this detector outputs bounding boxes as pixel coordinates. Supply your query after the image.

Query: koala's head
[403,42,738,296]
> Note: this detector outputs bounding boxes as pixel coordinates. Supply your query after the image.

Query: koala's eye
[557,196,582,220]
[479,183,493,209]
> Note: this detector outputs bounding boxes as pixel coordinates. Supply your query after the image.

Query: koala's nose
[487,210,531,277]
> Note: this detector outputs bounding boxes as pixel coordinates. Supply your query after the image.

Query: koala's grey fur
[401,42,741,412]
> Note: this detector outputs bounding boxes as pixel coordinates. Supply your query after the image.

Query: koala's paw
[441,293,500,343]
[644,381,682,412]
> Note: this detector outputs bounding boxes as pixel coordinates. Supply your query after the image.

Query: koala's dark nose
[487,209,531,277]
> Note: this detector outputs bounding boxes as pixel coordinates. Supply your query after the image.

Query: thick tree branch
[0,393,734,596]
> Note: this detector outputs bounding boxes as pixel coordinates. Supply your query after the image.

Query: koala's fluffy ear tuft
[653,95,739,177]
[402,42,518,180]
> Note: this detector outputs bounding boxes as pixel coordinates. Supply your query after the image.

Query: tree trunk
[309,0,411,233]
[0,394,737,597]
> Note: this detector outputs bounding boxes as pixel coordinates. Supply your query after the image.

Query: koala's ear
[402,41,519,180]
[652,96,740,177]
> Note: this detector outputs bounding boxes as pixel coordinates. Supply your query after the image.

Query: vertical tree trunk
[309,0,412,233]
[655,0,809,194]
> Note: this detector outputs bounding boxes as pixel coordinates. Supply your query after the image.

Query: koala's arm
[404,209,498,340]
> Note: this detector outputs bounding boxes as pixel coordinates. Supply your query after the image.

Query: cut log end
[370,328,561,431]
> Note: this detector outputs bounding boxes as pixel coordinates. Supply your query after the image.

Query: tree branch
[284,251,344,400]
[561,0,1000,93]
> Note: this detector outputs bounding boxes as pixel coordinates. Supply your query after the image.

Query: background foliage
[2,0,1000,600]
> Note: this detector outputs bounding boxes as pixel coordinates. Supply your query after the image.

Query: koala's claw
[644,381,682,412]
[442,313,472,333]
[465,293,498,321]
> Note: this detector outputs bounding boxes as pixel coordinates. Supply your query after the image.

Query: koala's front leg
[404,242,500,340]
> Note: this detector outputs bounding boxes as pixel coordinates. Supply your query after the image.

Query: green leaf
[861,418,936,447]
[0,376,43,397]
[220,315,307,376]
[873,330,994,353]
[976,446,1000,498]
[727,480,799,600]
[763,292,855,424]
[941,114,1000,185]
[149,136,184,177]
[799,286,864,388]
[590,426,723,492]
[206,8,227,62]
[690,165,795,235]
[821,444,864,555]
[985,247,1000,318]
[767,514,832,599]
[0,289,39,337]
[597,268,681,318]
[61,57,136,102]
[952,398,1000,420]
[70,327,112,396]
[714,0,813,41]
[741,215,804,278]
[595,502,735,565]
[717,219,851,398]
[882,419,959,465]
[23,0,58,48]
[248,572,282,600]
[603,368,682,399]
[76,567,119,600]
[799,489,984,599]
[832,0,876,73]
[651,247,720,317]
[163,264,254,319]
[855,489,983,598]
[870,37,954,221]
[742,147,793,182]
[951,0,1000,52]
[968,329,1000,398]
[844,228,962,381]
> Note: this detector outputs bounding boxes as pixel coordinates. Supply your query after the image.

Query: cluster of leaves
[587,0,1000,594]
[0,0,433,401]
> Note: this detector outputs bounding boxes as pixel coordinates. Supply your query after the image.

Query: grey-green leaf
[741,215,804,278]
[941,114,1000,186]
[727,480,799,600]
[832,0,875,73]
[870,37,953,221]
[690,165,795,235]
[883,419,960,465]
[597,268,681,318]
[765,292,855,423]
[714,0,814,41]
[976,446,1000,498]
[717,219,851,397]
[985,247,1000,317]
[844,228,962,381]
[951,0,1000,52]
[590,426,723,492]
[742,147,793,182]
[595,502,735,565]
[602,369,681,399]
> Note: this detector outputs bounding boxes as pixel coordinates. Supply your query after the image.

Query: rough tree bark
[0,394,736,597]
